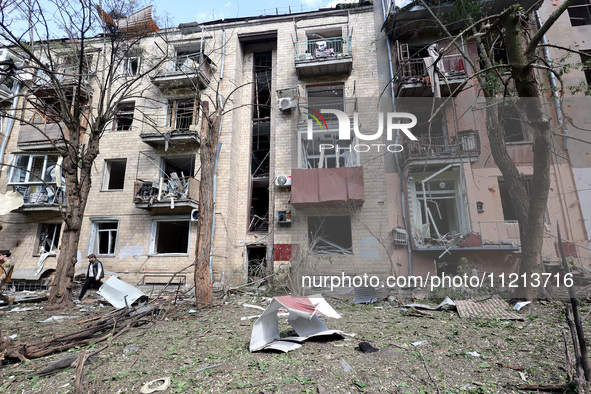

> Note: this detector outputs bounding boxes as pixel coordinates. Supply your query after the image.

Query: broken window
[151,219,190,255]
[299,84,358,169]
[7,154,62,203]
[175,48,201,73]
[102,159,127,190]
[162,155,195,178]
[113,102,135,131]
[247,246,267,279]
[298,129,358,169]
[308,216,353,255]
[36,223,61,255]
[499,103,529,142]
[581,51,591,84]
[248,52,272,233]
[569,0,591,26]
[122,56,141,76]
[168,98,198,131]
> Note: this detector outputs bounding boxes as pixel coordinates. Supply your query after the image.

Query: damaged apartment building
[382,0,590,278]
[0,0,590,290]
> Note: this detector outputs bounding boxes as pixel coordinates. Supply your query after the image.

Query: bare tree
[0,0,170,308]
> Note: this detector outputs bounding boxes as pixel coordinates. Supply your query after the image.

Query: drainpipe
[381,0,413,275]
[0,80,21,175]
[208,79,225,284]
[535,10,568,149]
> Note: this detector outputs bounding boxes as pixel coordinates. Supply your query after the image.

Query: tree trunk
[500,11,553,300]
[194,101,221,306]
[47,137,96,309]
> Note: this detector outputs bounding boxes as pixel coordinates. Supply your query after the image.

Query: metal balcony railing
[141,113,200,135]
[155,54,210,77]
[398,54,467,82]
[10,184,66,205]
[401,129,480,165]
[294,37,352,62]
[133,176,199,204]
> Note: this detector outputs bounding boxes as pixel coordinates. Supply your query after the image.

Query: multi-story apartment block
[0,0,589,291]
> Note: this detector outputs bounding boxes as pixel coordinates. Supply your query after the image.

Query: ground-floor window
[150,218,191,255]
[308,216,353,254]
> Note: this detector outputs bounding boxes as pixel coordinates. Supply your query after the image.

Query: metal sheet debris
[513,301,531,311]
[404,296,456,311]
[249,295,343,353]
[455,295,524,320]
[0,190,24,215]
[97,276,147,309]
[351,287,378,304]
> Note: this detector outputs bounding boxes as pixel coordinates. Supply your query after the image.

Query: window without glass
[114,102,135,131]
[308,216,353,254]
[102,159,127,190]
[168,99,198,130]
[122,56,141,76]
[151,219,190,254]
[7,154,62,203]
[568,0,591,26]
[499,104,529,142]
[36,223,61,255]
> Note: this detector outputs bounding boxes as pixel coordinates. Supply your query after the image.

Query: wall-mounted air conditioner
[276,210,292,224]
[277,97,297,112]
[274,175,291,187]
[276,87,298,112]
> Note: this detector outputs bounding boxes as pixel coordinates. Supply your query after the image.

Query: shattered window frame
[101,158,127,191]
[149,216,191,256]
[308,216,353,255]
[113,101,135,131]
[35,222,62,256]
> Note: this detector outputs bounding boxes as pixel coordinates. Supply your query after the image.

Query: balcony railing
[133,176,199,208]
[152,54,212,89]
[140,114,200,147]
[401,129,480,166]
[294,37,353,77]
[397,54,468,96]
[295,37,352,62]
[10,184,66,207]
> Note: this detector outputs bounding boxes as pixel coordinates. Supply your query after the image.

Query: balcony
[33,66,93,95]
[291,166,364,209]
[151,54,212,91]
[133,176,199,210]
[294,37,353,78]
[10,184,65,212]
[396,55,469,97]
[140,114,200,148]
[401,130,480,168]
[412,221,520,251]
[17,117,68,150]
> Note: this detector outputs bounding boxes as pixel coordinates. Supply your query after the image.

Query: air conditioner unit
[191,209,200,221]
[278,97,296,112]
[276,210,292,224]
[274,175,291,187]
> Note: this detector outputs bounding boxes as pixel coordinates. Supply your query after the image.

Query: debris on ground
[351,287,378,304]
[249,295,343,353]
[455,295,524,320]
[97,276,147,309]
[404,296,456,311]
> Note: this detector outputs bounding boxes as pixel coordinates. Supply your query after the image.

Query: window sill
[100,189,125,192]
[504,141,532,145]
[149,253,190,257]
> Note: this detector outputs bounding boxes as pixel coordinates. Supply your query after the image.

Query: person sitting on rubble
[0,249,15,307]
[75,254,104,303]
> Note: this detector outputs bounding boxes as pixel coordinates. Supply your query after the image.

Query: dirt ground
[0,287,582,393]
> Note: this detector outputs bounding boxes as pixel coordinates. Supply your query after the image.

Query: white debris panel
[97,276,146,309]
[249,295,343,353]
